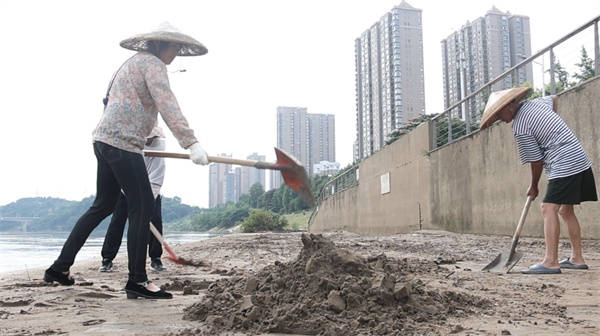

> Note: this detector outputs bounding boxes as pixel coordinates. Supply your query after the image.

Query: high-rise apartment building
[441,7,532,122]
[276,107,336,185]
[307,114,335,175]
[209,153,267,207]
[208,154,232,208]
[236,153,266,197]
[354,1,425,161]
[270,170,281,191]
[277,106,309,169]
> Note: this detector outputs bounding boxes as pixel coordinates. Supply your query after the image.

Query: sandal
[559,258,589,270]
[44,267,75,285]
[522,263,561,274]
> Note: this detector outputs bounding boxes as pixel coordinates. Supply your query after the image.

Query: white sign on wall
[380,172,390,195]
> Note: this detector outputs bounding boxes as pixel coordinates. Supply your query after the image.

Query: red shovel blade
[274,148,315,207]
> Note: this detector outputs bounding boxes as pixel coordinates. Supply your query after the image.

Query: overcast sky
[1,0,598,208]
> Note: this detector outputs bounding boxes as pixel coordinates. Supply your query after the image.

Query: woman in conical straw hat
[481,87,596,275]
[44,23,210,299]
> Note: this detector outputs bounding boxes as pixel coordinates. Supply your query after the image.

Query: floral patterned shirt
[93,52,198,153]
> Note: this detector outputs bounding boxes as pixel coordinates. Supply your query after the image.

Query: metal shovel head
[274,148,315,207]
[481,250,523,273]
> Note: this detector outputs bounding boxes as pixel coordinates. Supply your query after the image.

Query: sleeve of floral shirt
[144,58,198,149]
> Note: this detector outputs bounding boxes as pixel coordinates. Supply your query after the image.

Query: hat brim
[120,31,207,56]
[480,87,531,129]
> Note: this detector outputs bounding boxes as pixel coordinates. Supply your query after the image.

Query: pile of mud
[182,234,490,335]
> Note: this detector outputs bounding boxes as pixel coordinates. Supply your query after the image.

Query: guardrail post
[595,20,599,75]
[447,110,453,144]
[549,48,556,94]
[431,118,438,149]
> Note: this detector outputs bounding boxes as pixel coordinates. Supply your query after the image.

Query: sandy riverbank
[0,230,598,335]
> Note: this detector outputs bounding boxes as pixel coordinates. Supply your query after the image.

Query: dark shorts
[543,167,598,204]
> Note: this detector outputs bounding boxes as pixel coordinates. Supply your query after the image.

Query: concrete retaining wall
[310,122,432,235]
[310,76,600,239]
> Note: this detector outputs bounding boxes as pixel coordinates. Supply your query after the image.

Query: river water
[0,232,218,274]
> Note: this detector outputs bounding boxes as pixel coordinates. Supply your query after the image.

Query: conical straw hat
[120,22,207,56]
[480,87,531,129]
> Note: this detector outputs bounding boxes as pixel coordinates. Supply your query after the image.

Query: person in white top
[99,126,168,273]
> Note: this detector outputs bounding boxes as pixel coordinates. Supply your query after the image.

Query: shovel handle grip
[143,150,281,170]
[510,196,532,251]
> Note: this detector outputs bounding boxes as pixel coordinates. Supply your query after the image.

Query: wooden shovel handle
[510,196,532,251]
[143,150,280,170]
[149,221,178,260]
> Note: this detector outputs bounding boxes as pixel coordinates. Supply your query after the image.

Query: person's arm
[551,95,558,113]
[144,58,198,149]
[527,160,543,200]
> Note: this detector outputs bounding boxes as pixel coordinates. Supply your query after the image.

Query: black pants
[101,193,163,261]
[51,142,154,283]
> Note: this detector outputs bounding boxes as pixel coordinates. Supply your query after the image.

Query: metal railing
[308,165,359,229]
[315,165,360,204]
[433,14,600,149]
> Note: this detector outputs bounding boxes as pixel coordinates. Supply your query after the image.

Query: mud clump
[182,234,490,335]
[162,278,210,292]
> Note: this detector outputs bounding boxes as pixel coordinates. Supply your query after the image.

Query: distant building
[270,170,282,191]
[313,161,341,177]
[210,153,267,207]
[275,106,336,186]
[277,106,309,169]
[307,114,335,175]
[236,153,266,197]
[224,171,236,203]
[208,154,232,208]
[354,1,425,161]
[441,7,532,122]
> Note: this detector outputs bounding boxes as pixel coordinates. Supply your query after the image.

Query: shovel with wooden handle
[148,221,188,265]
[482,196,532,273]
[144,147,315,207]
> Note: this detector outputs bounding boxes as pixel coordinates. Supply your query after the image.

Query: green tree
[240,209,287,233]
[385,114,435,146]
[573,46,596,83]
[247,183,265,208]
[547,60,573,93]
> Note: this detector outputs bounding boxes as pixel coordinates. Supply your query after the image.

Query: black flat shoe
[44,267,75,286]
[125,280,172,299]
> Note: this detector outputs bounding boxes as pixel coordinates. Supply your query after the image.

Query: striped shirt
[512,96,591,179]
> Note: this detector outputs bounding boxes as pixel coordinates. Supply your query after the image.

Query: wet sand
[0,230,598,335]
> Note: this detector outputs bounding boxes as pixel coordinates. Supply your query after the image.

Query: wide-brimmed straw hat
[120,22,207,56]
[479,87,531,129]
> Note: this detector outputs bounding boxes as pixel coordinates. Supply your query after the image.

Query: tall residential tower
[354,1,425,161]
[273,106,336,188]
[441,7,532,122]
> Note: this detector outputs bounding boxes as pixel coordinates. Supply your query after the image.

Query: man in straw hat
[44,23,209,299]
[480,87,597,274]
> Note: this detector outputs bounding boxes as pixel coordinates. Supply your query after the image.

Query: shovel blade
[274,148,315,207]
[482,251,523,273]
